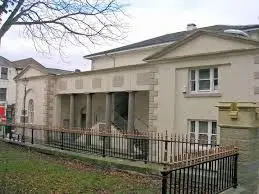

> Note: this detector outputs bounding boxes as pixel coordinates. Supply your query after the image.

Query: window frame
[189,67,219,93]
[1,67,8,80]
[188,120,219,145]
[0,88,7,101]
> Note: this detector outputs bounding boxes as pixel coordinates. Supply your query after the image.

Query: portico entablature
[56,65,158,94]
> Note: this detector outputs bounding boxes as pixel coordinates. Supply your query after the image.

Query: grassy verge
[0,142,160,193]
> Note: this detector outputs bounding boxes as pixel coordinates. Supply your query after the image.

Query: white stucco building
[0,57,29,120]
[14,24,259,144]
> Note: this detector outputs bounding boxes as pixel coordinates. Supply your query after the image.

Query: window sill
[184,92,222,98]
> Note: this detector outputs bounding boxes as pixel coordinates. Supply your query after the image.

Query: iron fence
[161,146,238,194]
[1,123,219,165]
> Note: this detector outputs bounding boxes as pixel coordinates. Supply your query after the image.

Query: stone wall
[148,66,159,132]
[217,102,259,193]
[44,77,56,127]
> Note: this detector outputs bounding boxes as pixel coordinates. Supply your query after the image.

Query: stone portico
[51,65,158,132]
[55,91,150,132]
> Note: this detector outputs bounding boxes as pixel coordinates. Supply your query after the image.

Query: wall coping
[216,102,259,109]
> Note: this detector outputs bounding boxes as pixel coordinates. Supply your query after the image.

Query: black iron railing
[1,124,219,165]
[161,152,238,194]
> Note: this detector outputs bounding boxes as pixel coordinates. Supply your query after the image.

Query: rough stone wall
[148,67,159,132]
[221,127,259,193]
[43,77,56,127]
[218,103,259,193]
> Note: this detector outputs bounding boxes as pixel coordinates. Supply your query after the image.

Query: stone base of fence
[217,102,259,193]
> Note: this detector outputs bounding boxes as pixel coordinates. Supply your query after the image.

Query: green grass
[0,142,160,193]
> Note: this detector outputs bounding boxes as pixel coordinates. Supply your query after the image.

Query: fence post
[217,102,259,192]
[61,131,64,150]
[233,153,239,188]
[2,126,4,139]
[31,128,34,144]
[161,171,168,194]
[9,127,12,140]
[164,131,168,166]
[102,135,106,157]
[46,130,49,145]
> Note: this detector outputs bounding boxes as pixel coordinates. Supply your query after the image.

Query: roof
[144,30,259,61]
[12,58,45,69]
[12,58,70,75]
[0,56,14,67]
[46,68,71,75]
[84,24,259,58]
[13,58,71,80]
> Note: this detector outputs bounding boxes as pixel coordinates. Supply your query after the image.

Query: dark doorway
[114,92,128,119]
[81,113,86,128]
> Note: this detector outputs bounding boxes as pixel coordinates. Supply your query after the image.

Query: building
[0,56,30,121]
[15,24,259,144]
[13,59,70,125]
[0,57,69,123]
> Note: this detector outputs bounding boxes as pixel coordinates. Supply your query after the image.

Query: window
[28,99,34,124]
[1,67,8,79]
[189,67,218,92]
[189,120,218,145]
[0,88,7,101]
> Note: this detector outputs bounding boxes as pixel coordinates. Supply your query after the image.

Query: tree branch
[0,0,128,53]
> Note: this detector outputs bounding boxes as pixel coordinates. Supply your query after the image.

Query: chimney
[187,23,197,31]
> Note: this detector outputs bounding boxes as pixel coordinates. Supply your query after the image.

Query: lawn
[0,142,160,193]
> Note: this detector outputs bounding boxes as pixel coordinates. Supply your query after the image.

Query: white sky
[0,0,258,71]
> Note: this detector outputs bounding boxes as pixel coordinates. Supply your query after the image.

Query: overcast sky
[0,0,258,71]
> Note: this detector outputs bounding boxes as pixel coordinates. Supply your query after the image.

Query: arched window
[28,99,34,124]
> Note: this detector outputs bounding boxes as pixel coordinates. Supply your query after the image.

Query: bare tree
[0,0,128,51]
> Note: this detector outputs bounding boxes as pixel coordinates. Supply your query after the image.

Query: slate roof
[84,24,259,58]
[12,58,45,69]
[46,68,71,75]
[13,58,70,75]
[0,56,14,67]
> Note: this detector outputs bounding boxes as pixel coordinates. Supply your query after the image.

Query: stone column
[105,93,112,132]
[111,93,115,122]
[105,92,112,148]
[127,91,136,153]
[69,94,75,128]
[86,93,92,129]
[55,95,62,127]
[127,91,135,131]
[217,102,259,193]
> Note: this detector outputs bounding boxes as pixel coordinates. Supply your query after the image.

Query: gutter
[83,41,174,59]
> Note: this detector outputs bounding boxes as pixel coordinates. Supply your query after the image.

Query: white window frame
[189,67,219,93]
[1,67,8,80]
[188,120,219,145]
[0,88,7,101]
